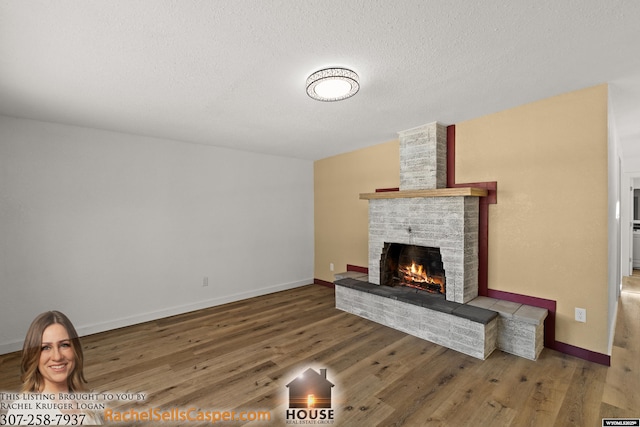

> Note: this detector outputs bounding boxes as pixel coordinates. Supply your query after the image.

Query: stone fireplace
[365,122,482,304]
[335,121,497,359]
[334,121,548,361]
[367,194,480,304]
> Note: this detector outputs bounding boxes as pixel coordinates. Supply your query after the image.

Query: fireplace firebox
[380,243,446,294]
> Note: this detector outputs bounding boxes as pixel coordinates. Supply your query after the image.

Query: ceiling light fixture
[306,68,359,102]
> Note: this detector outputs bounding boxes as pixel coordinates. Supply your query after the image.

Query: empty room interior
[1,2,640,426]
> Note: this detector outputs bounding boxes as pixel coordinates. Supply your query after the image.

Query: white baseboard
[608,291,620,355]
[0,279,312,356]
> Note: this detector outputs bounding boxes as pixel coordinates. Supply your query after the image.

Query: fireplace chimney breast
[399,121,447,191]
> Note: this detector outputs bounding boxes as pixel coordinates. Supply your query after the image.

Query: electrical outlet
[575,307,586,323]
[329,263,334,272]
[203,276,209,287]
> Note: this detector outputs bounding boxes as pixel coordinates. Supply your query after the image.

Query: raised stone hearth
[335,278,498,359]
[468,296,548,360]
[334,274,548,360]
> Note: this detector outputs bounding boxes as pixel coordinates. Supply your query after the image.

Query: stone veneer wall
[399,122,447,191]
[368,196,480,304]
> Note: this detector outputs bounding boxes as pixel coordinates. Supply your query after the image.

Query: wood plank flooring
[623,269,640,293]
[1,282,639,426]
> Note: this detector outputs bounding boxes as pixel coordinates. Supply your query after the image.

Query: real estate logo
[285,368,335,424]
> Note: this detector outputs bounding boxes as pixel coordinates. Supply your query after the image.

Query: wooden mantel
[359,187,488,200]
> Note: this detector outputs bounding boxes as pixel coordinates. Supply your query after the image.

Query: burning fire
[307,394,315,408]
[400,261,445,293]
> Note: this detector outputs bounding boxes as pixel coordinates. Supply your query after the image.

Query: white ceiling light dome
[306,68,360,102]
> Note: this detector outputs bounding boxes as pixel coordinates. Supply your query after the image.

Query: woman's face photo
[38,323,75,391]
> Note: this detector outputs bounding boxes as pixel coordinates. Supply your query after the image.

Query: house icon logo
[285,368,335,423]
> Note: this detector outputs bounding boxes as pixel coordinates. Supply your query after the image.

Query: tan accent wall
[455,84,609,354]
[314,84,609,354]
[314,141,399,283]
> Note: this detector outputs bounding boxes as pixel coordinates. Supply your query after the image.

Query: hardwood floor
[1,282,638,426]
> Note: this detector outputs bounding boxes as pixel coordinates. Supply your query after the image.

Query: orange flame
[400,261,445,293]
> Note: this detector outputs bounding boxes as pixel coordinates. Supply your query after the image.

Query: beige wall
[314,141,399,282]
[314,84,610,354]
[455,84,609,354]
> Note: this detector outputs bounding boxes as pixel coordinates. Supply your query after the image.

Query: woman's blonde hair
[20,311,88,393]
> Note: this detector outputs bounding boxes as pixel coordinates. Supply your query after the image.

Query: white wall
[0,116,314,354]
[623,156,640,174]
[607,104,621,354]
[619,154,640,282]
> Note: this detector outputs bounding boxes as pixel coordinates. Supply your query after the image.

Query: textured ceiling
[1,1,639,160]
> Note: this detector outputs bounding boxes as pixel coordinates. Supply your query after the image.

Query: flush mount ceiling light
[306,68,359,102]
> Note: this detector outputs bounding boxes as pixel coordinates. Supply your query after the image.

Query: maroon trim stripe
[446,124,497,297]
[347,264,369,274]
[550,341,611,366]
[314,278,335,288]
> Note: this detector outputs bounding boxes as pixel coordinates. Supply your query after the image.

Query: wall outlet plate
[575,307,586,323]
